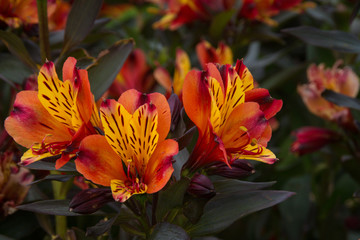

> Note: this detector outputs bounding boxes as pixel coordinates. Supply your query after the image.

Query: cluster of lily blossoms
[5,56,282,204]
[151,0,314,30]
[292,61,360,155]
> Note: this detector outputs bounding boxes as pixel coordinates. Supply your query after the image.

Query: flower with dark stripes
[75,89,178,202]
[182,60,282,171]
[5,57,101,169]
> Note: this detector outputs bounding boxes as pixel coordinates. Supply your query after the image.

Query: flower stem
[37,0,50,62]
[51,171,72,239]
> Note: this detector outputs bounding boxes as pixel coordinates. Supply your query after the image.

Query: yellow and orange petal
[118,89,171,141]
[5,91,72,148]
[76,135,126,187]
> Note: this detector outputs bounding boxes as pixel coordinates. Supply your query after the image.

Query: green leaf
[213,179,276,193]
[209,10,235,38]
[25,160,76,172]
[0,31,38,70]
[322,89,360,111]
[150,223,190,240]
[87,39,134,100]
[17,200,82,216]
[31,174,74,185]
[0,54,34,84]
[156,178,191,222]
[86,216,117,237]
[62,0,103,53]
[282,26,360,53]
[350,0,360,24]
[188,180,294,236]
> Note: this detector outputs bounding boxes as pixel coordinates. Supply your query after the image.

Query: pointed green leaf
[150,223,190,240]
[188,188,294,236]
[213,179,276,193]
[322,89,360,111]
[282,26,360,53]
[86,216,117,237]
[0,31,37,70]
[17,200,80,216]
[156,177,191,221]
[31,174,74,185]
[63,0,103,53]
[87,39,134,100]
[25,159,76,172]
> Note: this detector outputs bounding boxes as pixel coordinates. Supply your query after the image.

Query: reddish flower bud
[207,159,255,179]
[69,188,113,214]
[291,127,341,156]
[187,173,215,198]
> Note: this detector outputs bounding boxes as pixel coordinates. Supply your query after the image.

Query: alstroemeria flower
[152,0,224,30]
[109,49,154,98]
[298,61,359,126]
[0,0,56,28]
[183,60,282,170]
[5,57,101,169]
[154,48,191,97]
[239,0,314,26]
[76,89,178,202]
[196,40,233,69]
[291,127,341,156]
[0,151,34,218]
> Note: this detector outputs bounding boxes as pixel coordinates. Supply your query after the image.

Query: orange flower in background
[76,89,178,202]
[0,0,56,28]
[182,60,282,170]
[196,40,233,69]
[48,0,71,31]
[239,0,314,26]
[0,151,34,218]
[109,49,155,98]
[298,61,359,126]
[5,57,101,169]
[154,48,191,97]
[152,0,224,30]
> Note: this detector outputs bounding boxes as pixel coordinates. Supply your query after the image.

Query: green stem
[37,0,50,62]
[51,171,72,239]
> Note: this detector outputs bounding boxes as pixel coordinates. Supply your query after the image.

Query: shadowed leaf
[0,31,38,70]
[283,26,360,53]
[322,89,360,111]
[63,0,103,53]
[150,223,190,240]
[87,39,134,100]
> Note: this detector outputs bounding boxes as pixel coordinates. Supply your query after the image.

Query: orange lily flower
[5,57,101,169]
[152,0,224,30]
[109,49,155,98]
[239,0,314,26]
[182,60,282,170]
[0,0,56,28]
[75,89,178,202]
[298,61,359,126]
[154,48,191,97]
[196,40,233,69]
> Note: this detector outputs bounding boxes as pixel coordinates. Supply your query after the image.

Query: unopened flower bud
[168,93,183,132]
[291,127,341,156]
[207,159,255,179]
[69,188,113,214]
[187,173,215,198]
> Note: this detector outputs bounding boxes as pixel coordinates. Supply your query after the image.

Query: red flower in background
[109,49,155,98]
[291,127,341,156]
